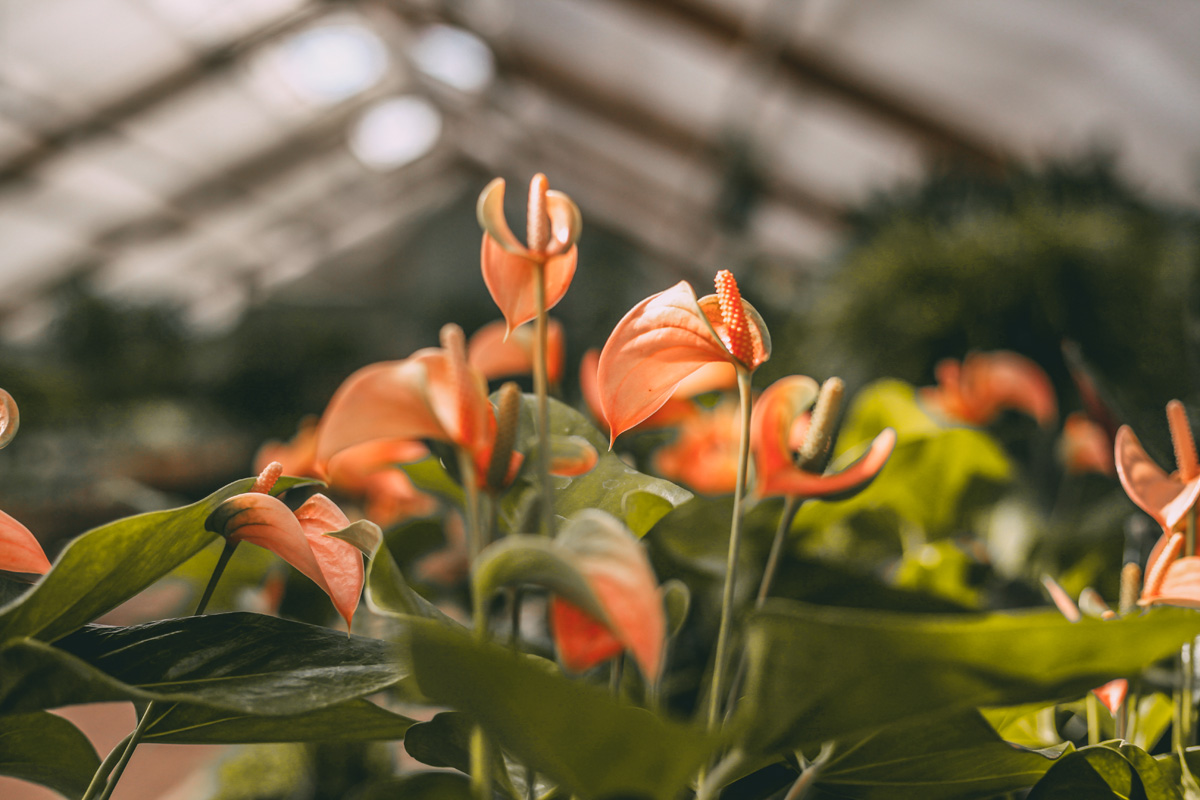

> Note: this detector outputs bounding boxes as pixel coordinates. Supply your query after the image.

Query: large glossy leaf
[0,711,99,799]
[737,600,1200,755]
[472,534,607,622]
[792,380,1011,548]
[1029,742,1181,800]
[0,476,314,644]
[364,536,455,624]
[142,698,414,744]
[404,618,717,800]
[501,396,691,536]
[814,711,1069,799]
[0,612,406,716]
[404,711,521,799]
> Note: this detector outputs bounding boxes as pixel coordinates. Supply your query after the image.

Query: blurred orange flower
[653,400,741,495]
[0,390,49,575]
[468,318,566,387]
[1059,412,1114,476]
[920,351,1057,427]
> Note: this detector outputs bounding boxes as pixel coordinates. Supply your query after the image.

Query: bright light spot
[411,24,494,93]
[349,96,442,171]
[276,22,389,104]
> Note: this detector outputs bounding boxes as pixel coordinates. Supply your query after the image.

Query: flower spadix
[0,389,50,575]
[478,174,581,336]
[206,462,372,629]
[920,351,1057,428]
[597,270,770,445]
[751,375,896,500]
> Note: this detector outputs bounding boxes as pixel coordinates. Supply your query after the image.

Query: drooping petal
[545,189,583,256]
[468,319,566,386]
[294,493,366,629]
[1115,426,1200,531]
[1059,412,1114,476]
[315,353,447,470]
[476,177,531,257]
[553,510,665,680]
[597,281,742,444]
[751,375,821,493]
[756,429,897,500]
[0,509,51,574]
[207,493,332,600]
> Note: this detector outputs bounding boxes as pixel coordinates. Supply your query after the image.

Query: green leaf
[324,519,384,556]
[141,698,414,744]
[737,600,1200,755]
[0,711,100,799]
[815,711,1069,800]
[403,711,521,799]
[473,535,607,623]
[793,380,1011,548]
[405,618,717,800]
[0,612,406,716]
[401,457,466,507]
[364,536,456,624]
[501,397,691,536]
[1030,742,1181,800]
[0,476,314,644]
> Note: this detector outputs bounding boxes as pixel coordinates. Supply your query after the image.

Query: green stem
[459,449,493,800]
[84,538,239,800]
[533,261,555,537]
[706,369,754,731]
[609,654,624,697]
[1086,693,1100,746]
[1186,639,1197,747]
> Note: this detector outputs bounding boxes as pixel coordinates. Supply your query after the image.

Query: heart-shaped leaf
[404,617,717,800]
[737,600,1200,755]
[0,476,314,644]
[141,698,414,744]
[0,711,99,799]
[403,711,520,799]
[1029,742,1181,800]
[0,612,406,716]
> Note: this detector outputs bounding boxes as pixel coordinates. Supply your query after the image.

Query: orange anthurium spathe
[206,462,369,629]
[468,318,565,386]
[478,174,581,336]
[316,325,501,483]
[751,375,896,500]
[1059,412,1115,476]
[653,400,741,495]
[920,351,1057,428]
[0,389,50,575]
[548,510,665,681]
[597,271,770,445]
[1116,400,1200,536]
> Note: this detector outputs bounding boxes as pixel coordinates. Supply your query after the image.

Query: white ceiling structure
[0,0,1197,340]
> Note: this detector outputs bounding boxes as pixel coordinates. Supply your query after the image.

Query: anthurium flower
[549,510,665,681]
[653,399,741,495]
[478,174,581,335]
[1059,412,1114,476]
[1041,575,1128,715]
[596,271,770,445]
[315,324,504,484]
[920,351,1057,427]
[1116,400,1200,535]
[751,375,896,500]
[206,463,368,629]
[1140,533,1200,610]
[468,318,565,387]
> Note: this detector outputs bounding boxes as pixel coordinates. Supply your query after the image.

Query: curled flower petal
[1116,426,1200,532]
[1059,412,1114,476]
[295,494,366,629]
[552,510,665,680]
[0,509,51,575]
[922,351,1057,427]
[550,597,625,673]
[206,492,365,629]
[468,318,566,386]
[597,281,769,445]
[1140,551,1200,609]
